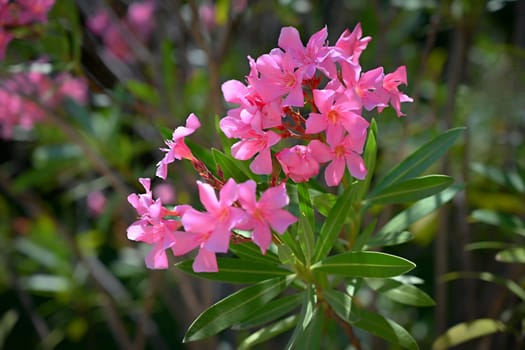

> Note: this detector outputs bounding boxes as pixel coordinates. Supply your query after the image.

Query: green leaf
[433,319,506,350]
[366,175,453,205]
[175,258,291,283]
[65,99,94,134]
[310,191,336,217]
[286,284,315,350]
[212,148,255,182]
[365,278,435,306]
[366,231,414,248]
[371,127,464,196]
[442,271,525,301]
[125,80,159,104]
[465,241,510,251]
[183,277,290,342]
[238,315,297,350]
[312,252,415,278]
[235,294,302,329]
[471,163,525,194]
[229,241,281,265]
[470,209,525,237]
[313,185,358,263]
[295,307,323,350]
[0,310,18,349]
[352,306,419,350]
[353,219,378,251]
[296,183,315,264]
[495,247,525,263]
[322,289,359,323]
[186,140,216,175]
[376,185,462,238]
[355,119,378,200]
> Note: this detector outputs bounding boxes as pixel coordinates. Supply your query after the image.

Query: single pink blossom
[127,178,186,269]
[382,66,413,117]
[309,128,367,186]
[354,67,389,111]
[276,145,320,183]
[306,88,369,143]
[87,191,106,217]
[156,113,200,179]
[334,23,371,63]
[127,0,155,41]
[231,127,281,174]
[237,180,297,253]
[181,179,246,254]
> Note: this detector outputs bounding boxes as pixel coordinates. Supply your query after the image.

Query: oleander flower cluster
[0,68,87,138]
[127,24,412,272]
[0,0,55,59]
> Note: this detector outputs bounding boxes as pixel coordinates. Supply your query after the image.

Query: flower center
[328,109,339,124]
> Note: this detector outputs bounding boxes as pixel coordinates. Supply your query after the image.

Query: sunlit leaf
[442,271,525,301]
[366,231,414,248]
[470,209,525,237]
[238,315,297,350]
[295,307,323,350]
[433,319,506,350]
[312,251,415,278]
[285,284,315,350]
[471,163,525,194]
[371,127,464,196]
[366,175,453,205]
[365,278,435,306]
[322,289,359,323]
[495,247,525,263]
[229,241,281,265]
[183,277,290,342]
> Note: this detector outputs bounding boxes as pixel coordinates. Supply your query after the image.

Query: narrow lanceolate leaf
[376,185,462,237]
[322,289,358,324]
[229,241,281,265]
[183,277,289,342]
[366,231,414,248]
[495,247,525,263]
[176,258,291,284]
[238,315,297,350]
[470,209,525,237]
[294,307,323,350]
[365,278,435,306]
[313,185,358,263]
[286,284,315,350]
[471,163,525,194]
[365,175,453,205]
[433,319,506,350]
[370,127,465,196]
[442,271,525,301]
[295,183,315,263]
[212,148,255,181]
[312,252,415,278]
[352,306,419,350]
[235,294,302,329]
[355,119,378,200]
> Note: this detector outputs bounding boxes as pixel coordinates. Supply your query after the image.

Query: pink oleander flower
[127,0,155,41]
[153,183,176,204]
[309,128,367,186]
[156,113,200,179]
[127,178,187,269]
[198,2,216,31]
[333,23,371,64]
[87,191,106,217]
[354,67,389,111]
[278,26,331,79]
[276,145,320,183]
[252,51,306,107]
[382,66,413,117]
[87,10,111,35]
[17,0,55,24]
[237,180,297,253]
[181,179,246,254]
[306,88,369,143]
[230,127,281,175]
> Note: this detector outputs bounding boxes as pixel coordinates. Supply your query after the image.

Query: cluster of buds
[0,67,87,138]
[127,24,412,272]
[87,0,155,63]
[0,0,55,59]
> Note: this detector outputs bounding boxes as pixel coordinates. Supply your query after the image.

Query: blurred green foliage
[0,0,524,349]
